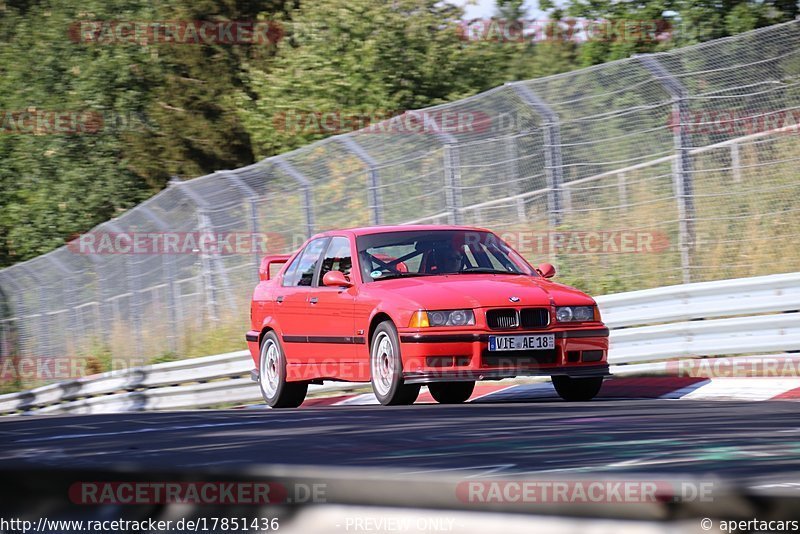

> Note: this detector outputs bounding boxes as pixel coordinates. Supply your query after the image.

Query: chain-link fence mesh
[2,21,800,363]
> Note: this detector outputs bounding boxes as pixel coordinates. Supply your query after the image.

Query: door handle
[309,297,318,304]
[276,296,284,303]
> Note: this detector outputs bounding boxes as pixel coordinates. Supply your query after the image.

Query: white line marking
[467,385,517,402]
[15,416,333,444]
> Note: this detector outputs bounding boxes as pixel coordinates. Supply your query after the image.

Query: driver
[428,245,463,273]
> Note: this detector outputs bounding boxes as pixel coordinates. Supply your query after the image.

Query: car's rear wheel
[552,376,603,401]
[428,381,475,404]
[370,321,420,406]
[259,331,307,408]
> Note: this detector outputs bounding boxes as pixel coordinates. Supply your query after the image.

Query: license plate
[488,334,555,351]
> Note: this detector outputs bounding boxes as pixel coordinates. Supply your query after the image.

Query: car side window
[281,254,302,287]
[318,236,353,284]
[282,238,329,287]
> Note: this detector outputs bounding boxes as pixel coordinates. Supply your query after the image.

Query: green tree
[123,0,290,186]
[237,0,508,157]
[541,0,799,65]
[0,0,289,266]
[488,0,580,81]
[0,0,157,264]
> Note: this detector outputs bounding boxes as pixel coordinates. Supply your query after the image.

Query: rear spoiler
[259,254,292,281]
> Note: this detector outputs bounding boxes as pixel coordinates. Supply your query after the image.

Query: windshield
[357,230,534,282]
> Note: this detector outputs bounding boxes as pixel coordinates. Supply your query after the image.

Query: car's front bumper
[398,327,609,384]
[402,364,609,384]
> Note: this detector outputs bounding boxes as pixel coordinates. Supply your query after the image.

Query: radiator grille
[520,308,550,328]
[486,309,518,329]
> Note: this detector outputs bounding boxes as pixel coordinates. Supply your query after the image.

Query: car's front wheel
[259,331,307,408]
[370,321,420,406]
[428,381,475,404]
[552,376,603,401]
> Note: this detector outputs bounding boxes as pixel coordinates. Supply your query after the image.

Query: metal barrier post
[44,256,79,355]
[638,54,696,284]
[220,171,263,275]
[510,82,564,227]
[0,273,22,360]
[338,137,383,225]
[168,179,231,322]
[138,207,179,353]
[275,159,315,237]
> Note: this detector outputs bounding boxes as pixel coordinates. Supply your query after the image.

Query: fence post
[44,256,79,355]
[731,142,742,183]
[19,265,54,358]
[95,220,145,358]
[510,82,564,228]
[562,184,573,213]
[618,172,628,208]
[138,207,179,353]
[275,159,315,237]
[0,273,21,360]
[638,54,696,284]
[84,250,115,353]
[503,135,527,223]
[443,144,463,225]
[169,179,234,322]
[220,171,263,275]
[339,137,383,225]
[430,128,463,225]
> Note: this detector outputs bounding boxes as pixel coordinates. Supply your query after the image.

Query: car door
[305,236,358,374]
[275,237,329,364]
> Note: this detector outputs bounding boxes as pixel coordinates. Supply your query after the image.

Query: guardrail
[0,349,364,415]
[1,272,798,415]
[598,271,800,363]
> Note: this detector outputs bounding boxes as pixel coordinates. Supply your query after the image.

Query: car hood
[366,274,595,309]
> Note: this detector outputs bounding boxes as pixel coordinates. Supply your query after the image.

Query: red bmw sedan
[246,226,609,408]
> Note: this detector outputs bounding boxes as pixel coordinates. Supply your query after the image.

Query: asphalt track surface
[1,398,800,489]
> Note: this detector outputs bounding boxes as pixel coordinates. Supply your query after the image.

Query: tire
[428,381,475,404]
[370,321,420,406]
[552,375,603,401]
[258,331,307,408]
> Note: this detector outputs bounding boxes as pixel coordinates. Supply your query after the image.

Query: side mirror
[322,270,353,288]
[536,262,556,279]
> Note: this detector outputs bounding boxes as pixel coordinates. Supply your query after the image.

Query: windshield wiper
[373,272,433,280]
[454,268,525,275]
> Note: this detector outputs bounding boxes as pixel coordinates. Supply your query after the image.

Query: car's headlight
[409,309,476,327]
[556,306,598,322]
